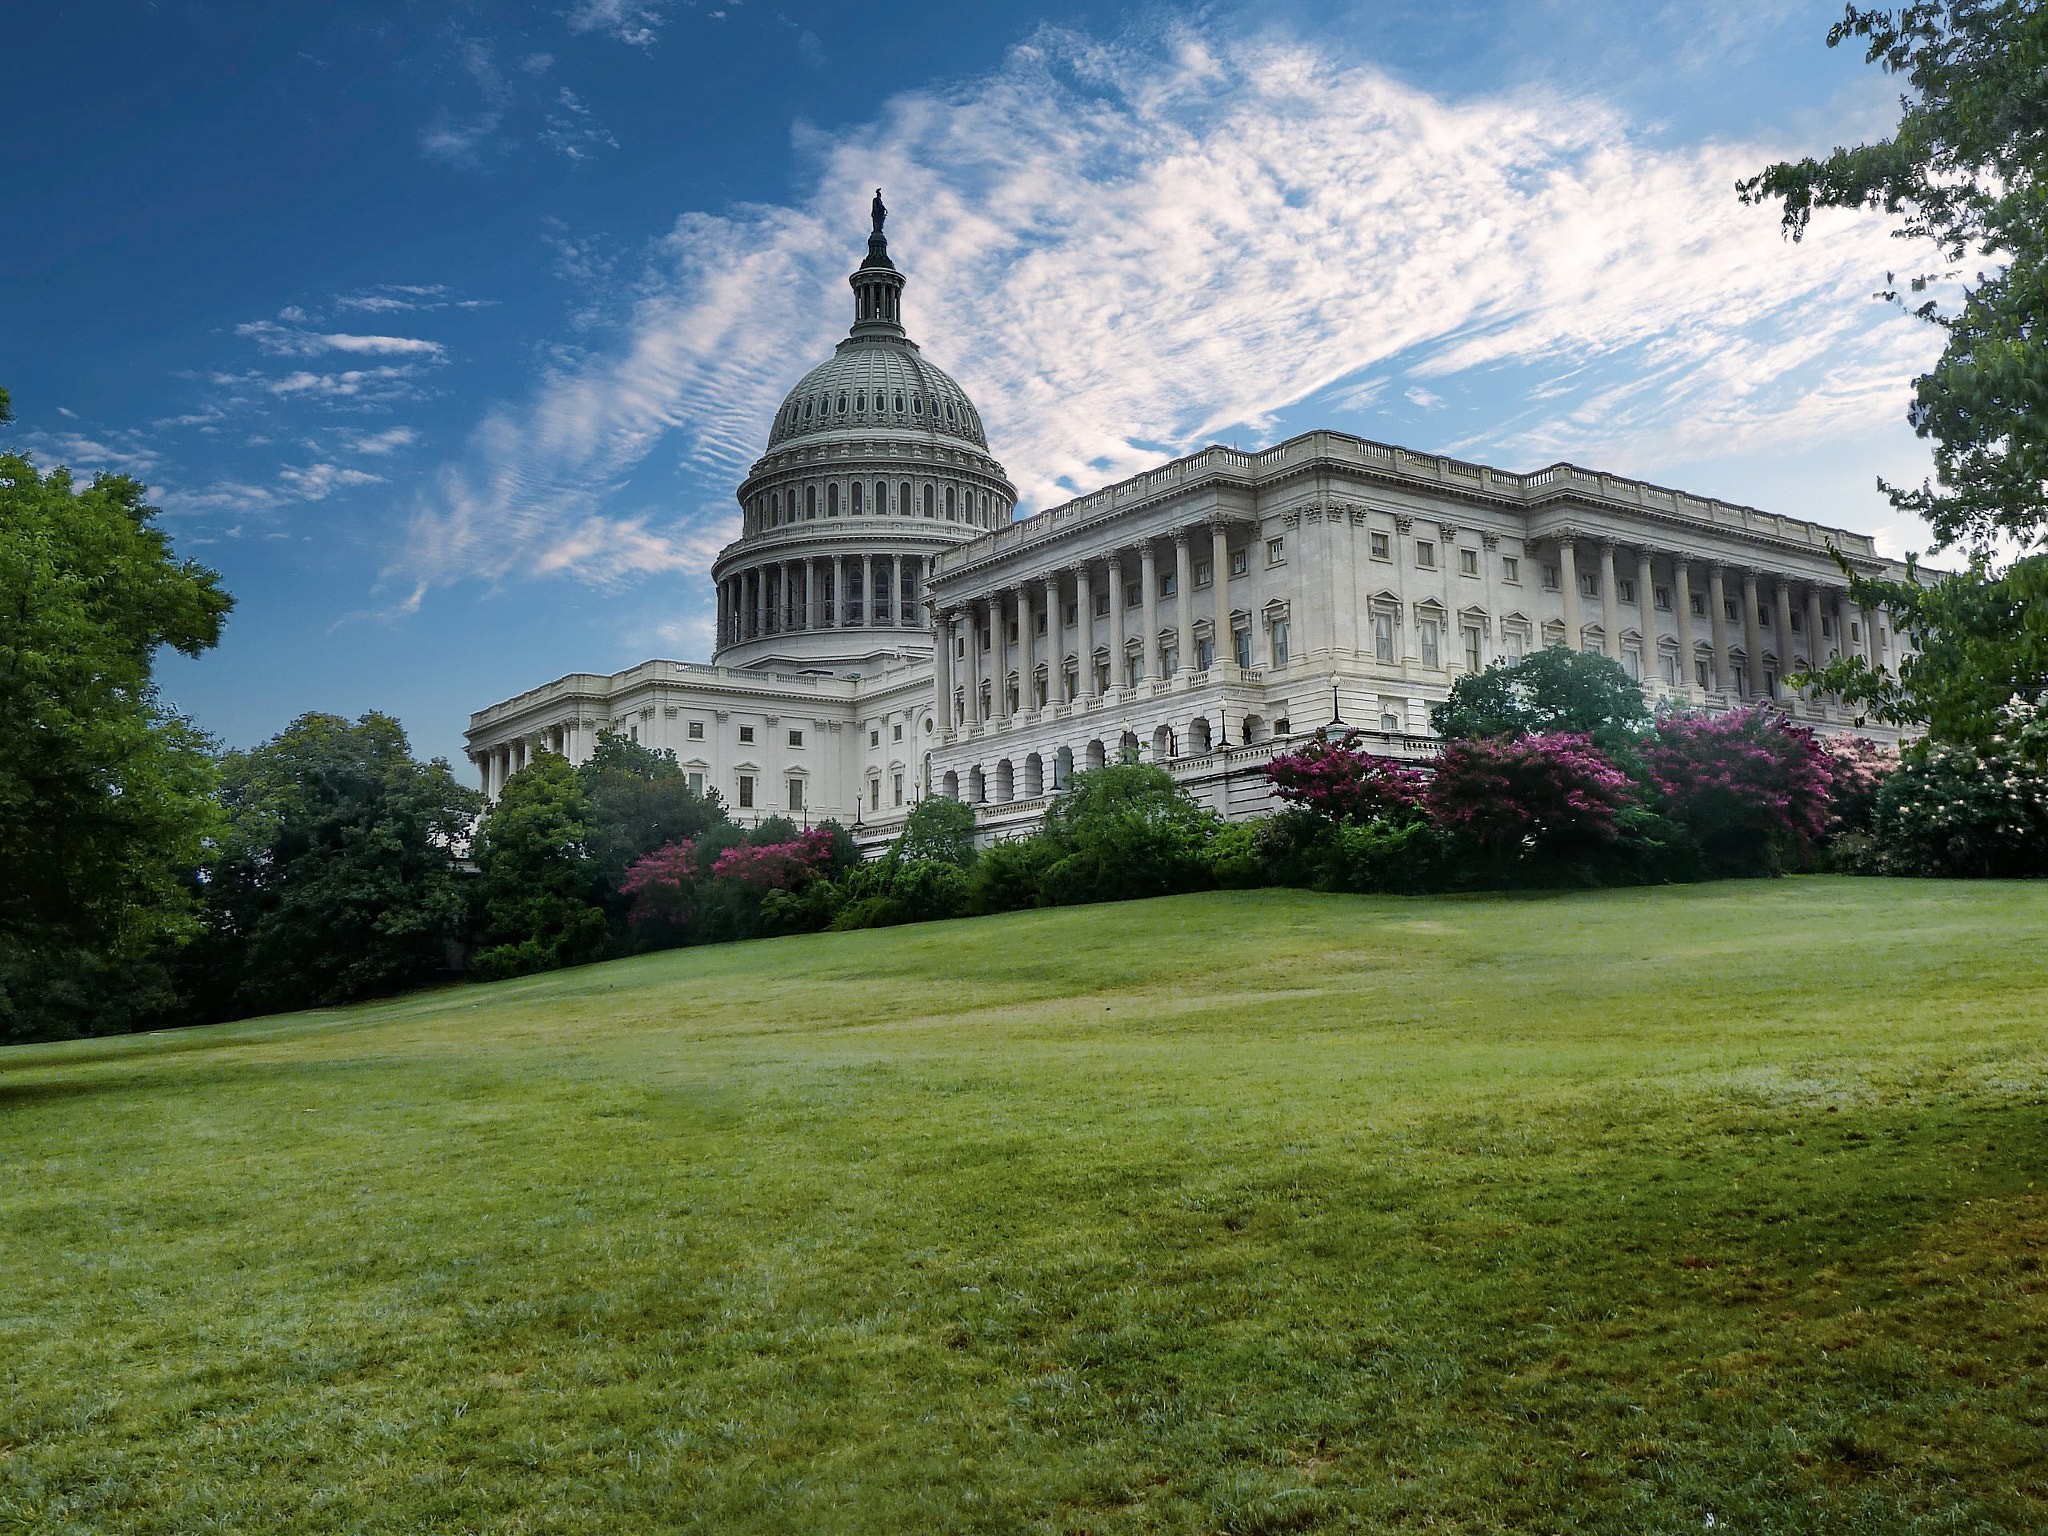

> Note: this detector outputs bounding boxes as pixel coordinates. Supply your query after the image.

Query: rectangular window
[1163,645,1179,677]
[869,728,880,747]
[1459,547,1479,576]
[1850,621,1861,642]
[1695,656,1713,689]
[1370,531,1390,560]
[788,777,804,811]
[870,779,881,811]
[1419,619,1440,668]
[1230,548,1249,577]
[1065,602,1078,626]
[788,729,804,748]
[1624,647,1642,682]
[1007,620,1018,643]
[1381,712,1401,734]
[1502,555,1520,583]
[1790,611,1804,632]
[1416,541,1436,569]
[1094,591,1111,618]
[893,773,904,806]
[1654,585,1672,612]
[629,724,639,742]
[1659,652,1678,685]
[1760,606,1773,628]
[892,722,904,741]
[688,720,705,739]
[682,771,703,797]
[1821,616,1835,637]
[1198,635,1215,669]
[1579,572,1599,598]
[1374,612,1395,662]
[1618,579,1637,604]
[1194,560,1213,589]
[1506,629,1526,660]
[1691,592,1707,616]
[1543,564,1560,591]
[1462,625,1482,671]
[738,725,755,744]
[1125,581,1142,608]
[1271,618,1291,666]
[1035,610,1047,635]
[1159,571,1176,598]
[1234,628,1251,668]
[737,775,755,809]
[1267,537,1285,565]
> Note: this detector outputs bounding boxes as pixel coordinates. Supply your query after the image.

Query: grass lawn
[4,879,2048,1534]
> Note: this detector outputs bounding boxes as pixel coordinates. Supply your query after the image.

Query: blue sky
[10,1,1939,769]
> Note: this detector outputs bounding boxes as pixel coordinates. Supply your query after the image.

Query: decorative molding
[1393,514,1414,533]
[1481,532,1500,549]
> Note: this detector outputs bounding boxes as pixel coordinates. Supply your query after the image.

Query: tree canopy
[1428,646,1650,754]
[1740,2,2048,549]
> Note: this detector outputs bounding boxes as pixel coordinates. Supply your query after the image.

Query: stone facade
[466,200,1915,847]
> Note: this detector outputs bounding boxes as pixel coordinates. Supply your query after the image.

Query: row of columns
[474,719,585,799]
[718,553,925,646]
[934,523,1239,728]
[1550,538,1889,698]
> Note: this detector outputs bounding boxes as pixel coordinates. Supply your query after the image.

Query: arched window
[805,485,816,518]
[895,392,905,413]
[923,484,935,517]
[828,483,840,516]
[837,392,848,414]
[803,398,814,420]
[769,492,779,526]
[913,396,923,415]
[946,486,957,520]
[945,401,955,422]
[876,480,889,514]
[855,391,865,412]
[901,481,912,517]
[850,481,863,514]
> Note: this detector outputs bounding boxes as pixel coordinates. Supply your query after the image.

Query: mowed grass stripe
[3,879,2046,1534]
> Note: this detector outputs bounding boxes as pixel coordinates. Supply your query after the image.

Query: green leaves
[1742,2,2048,549]
[1428,645,1651,756]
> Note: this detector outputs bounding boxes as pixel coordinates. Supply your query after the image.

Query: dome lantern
[849,188,908,339]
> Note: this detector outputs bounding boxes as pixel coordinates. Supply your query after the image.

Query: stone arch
[994,759,1015,802]
[968,765,986,803]
[1118,729,1140,760]
[941,769,960,799]
[1152,724,1175,759]
[1190,716,1213,754]
[1084,739,1107,771]
[1055,745,1074,788]
[1243,714,1266,744]
[1023,752,1044,798]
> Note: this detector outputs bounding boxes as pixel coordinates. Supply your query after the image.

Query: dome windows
[855,390,866,412]
[895,392,905,413]
[837,392,848,414]
[912,396,922,415]
[850,480,863,514]
[945,401,956,423]
[900,481,911,518]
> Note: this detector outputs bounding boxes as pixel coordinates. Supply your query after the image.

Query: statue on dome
[871,189,887,235]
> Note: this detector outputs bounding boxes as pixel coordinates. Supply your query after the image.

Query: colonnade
[473,718,584,798]
[718,552,927,647]
[933,522,1243,730]
[1545,536,1891,699]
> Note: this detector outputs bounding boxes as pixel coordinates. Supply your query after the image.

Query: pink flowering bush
[709,827,840,895]
[1425,733,1635,871]
[1640,706,1833,875]
[1264,731,1427,824]
[618,839,698,936]
[1823,736,1898,838]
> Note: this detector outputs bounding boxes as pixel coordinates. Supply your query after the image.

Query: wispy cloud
[237,319,446,358]
[539,88,619,161]
[401,19,1931,599]
[420,37,512,166]
[332,284,496,315]
[340,426,419,455]
[566,0,673,49]
[18,429,161,479]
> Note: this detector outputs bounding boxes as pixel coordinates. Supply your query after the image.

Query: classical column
[995,590,1013,720]
[1078,563,1099,698]
[1772,579,1795,697]
[716,581,728,648]
[1140,541,1161,684]
[905,555,923,627]
[935,607,954,732]
[1107,551,1128,691]
[1598,542,1621,660]
[1017,583,1037,711]
[1804,584,1826,686]
[1635,547,1656,691]
[1211,522,1232,670]
[782,560,798,632]
[969,600,985,723]
[1041,573,1061,706]
[1741,570,1763,698]
[1558,538,1581,649]
[1174,531,1194,677]
[835,555,851,629]
[1708,565,1730,694]
[1864,602,1885,668]
[1673,557,1696,694]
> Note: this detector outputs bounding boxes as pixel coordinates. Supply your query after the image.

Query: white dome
[767,338,988,452]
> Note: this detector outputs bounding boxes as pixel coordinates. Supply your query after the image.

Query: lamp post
[1329,681,1346,734]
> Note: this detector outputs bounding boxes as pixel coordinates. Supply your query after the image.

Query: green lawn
[4,880,2048,1534]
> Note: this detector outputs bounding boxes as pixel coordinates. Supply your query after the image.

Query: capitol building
[466,198,1914,843]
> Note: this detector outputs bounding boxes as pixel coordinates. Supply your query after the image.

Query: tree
[1792,554,2048,750]
[1741,3,2048,549]
[576,729,729,895]
[186,713,483,1018]
[1430,646,1650,755]
[890,795,979,867]
[1035,762,1220,905]
[471,754,609,980]
[1263,731,1427,824]
[0,437,232,1041]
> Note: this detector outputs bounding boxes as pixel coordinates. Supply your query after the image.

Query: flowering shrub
[1867,741,2048,878]
[1823,737,1898,838]
[618,840,698,934]
[1425,733,1634,870]
[1640,707,1833,875]
[708,827,840,894]
[1264,732,1427,824]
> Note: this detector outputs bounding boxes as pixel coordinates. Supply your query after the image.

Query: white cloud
[19,430,160,479]
[539,88,619,161]
[402,20,1936,597]
[565,0,672,49]
[1404,385,1445,409]
[237,320,446,358]
[341,426,419,455]
[279,462,384,500]
[420,38,511,166]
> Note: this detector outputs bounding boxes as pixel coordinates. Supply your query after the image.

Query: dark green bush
[1864,744,2048,877]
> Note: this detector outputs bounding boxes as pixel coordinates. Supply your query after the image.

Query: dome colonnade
[712,190,1016,673]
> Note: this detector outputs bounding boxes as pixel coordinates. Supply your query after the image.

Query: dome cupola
[713,194,1016,674]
